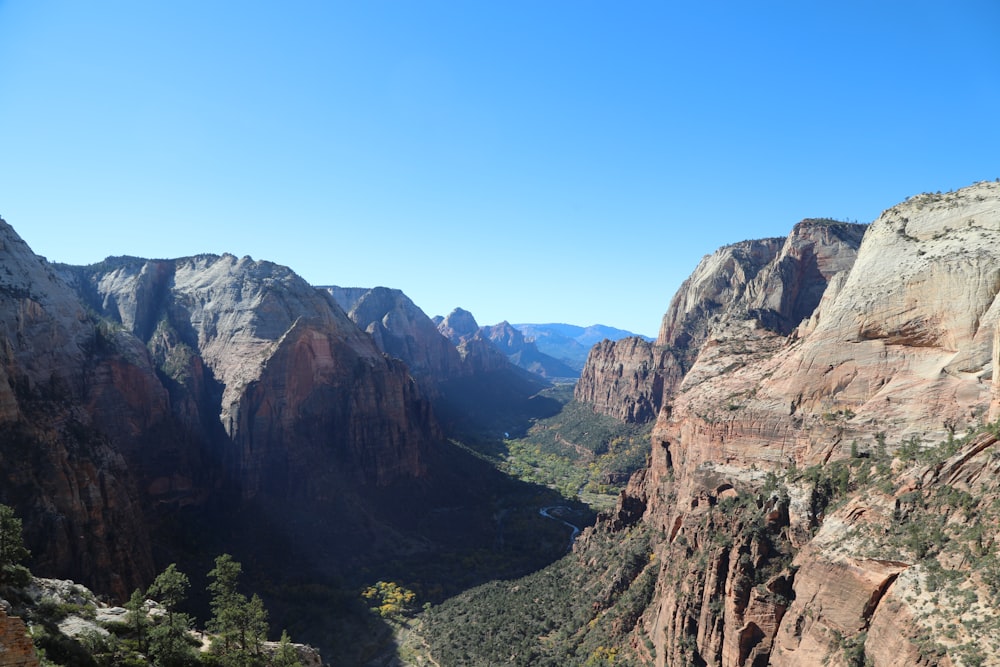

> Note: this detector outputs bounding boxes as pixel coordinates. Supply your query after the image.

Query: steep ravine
[417,181,1000,666]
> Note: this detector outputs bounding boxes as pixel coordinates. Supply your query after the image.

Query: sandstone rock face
[2,222,442,601]
[0,219,93,419]
[325,285,465,387]
[0,609,38,667]
[574,337,662,423]
[0,222,156,598]
[575,220,867,424]
[74,254,436,494]
[585,181,1000,666]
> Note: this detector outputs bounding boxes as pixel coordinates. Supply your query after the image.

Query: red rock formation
[576,220,867,424]
[0,609,38,667]
[77,253,437,495]
[2,223,442,599]
[585,181,1000,666]
[574,337,663,423]
[0,221,157,598]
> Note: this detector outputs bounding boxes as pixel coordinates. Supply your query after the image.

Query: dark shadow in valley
[151,435,595,665]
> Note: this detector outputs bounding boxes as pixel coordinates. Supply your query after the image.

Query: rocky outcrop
[584,181,1000,665]
[0,222,157,598]
[0,609,37,667]
[575,337,663,423]
[70,255,437,494]
[435,307,480,343]
[576,220,868,424]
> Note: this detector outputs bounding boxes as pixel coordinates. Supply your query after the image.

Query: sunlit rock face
[576,218,867,425]
[75,253,437,495]
[583,181,1000,666]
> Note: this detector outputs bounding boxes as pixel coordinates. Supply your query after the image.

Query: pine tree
[207,554,269,666]
[272,630,302,667]
[125,588,149,653]
[147,563,197,666]
[0,503,29,582]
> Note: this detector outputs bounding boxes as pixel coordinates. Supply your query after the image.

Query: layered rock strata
[0,609,38,667]
[1,222,440,597]
[575,220,868,425]
[591,182,1000,665]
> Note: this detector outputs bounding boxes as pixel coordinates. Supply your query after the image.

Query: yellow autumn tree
[362,581,416,619]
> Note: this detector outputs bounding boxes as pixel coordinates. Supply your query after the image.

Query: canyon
[3,180,1000,666]
[415,180,1000,667]
[582,180,1000,666]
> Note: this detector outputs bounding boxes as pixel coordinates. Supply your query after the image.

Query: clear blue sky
[1,2,998,336]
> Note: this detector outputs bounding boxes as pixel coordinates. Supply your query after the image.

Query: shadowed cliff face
[1,229,442,598]
[324,285,465,388]
[330,296,560,439]
[583,182,1000,666]
[0,222,157,598]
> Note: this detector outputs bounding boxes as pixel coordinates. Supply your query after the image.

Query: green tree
[272,630,302,667]
[0,503,30,582]
[125,588,149,653]
[207,554,268,666]
[146,564,197,666]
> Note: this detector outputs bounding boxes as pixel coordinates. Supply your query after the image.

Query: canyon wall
[0,223,157,597]
[575,220,867,425]
[1,223,443,597]
[66,254,438,497]
[591,182,1000,666]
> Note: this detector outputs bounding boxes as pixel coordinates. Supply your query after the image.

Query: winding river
[538,506,582,551]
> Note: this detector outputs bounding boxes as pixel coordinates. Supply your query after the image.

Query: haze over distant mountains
[512,323,652,373]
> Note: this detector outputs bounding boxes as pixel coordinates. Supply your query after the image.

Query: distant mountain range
[512,323,653,373]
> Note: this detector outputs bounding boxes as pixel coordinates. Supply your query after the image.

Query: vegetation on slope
[455,384,652,511]
[410,523,656,666]
[413,421,1000,666]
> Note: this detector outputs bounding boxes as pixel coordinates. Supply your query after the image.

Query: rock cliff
[68,255,436,495]
[324,286,465,387]
[1,223,445,600]
[0,221,157,598]
[586,182,1000,665]
[436,308,513,373]
[430,308,558,437]
[574,337,663,423]
[575,219,867,425]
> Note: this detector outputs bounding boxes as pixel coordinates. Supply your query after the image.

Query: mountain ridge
[415,180,1000,667]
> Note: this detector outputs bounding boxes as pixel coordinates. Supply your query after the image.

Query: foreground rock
[622,181,1000,665]
[420,181,1000,666]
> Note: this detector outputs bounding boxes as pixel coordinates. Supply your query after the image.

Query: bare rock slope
[1,225,442,597]
[575,219,867,425]
[588,182,1000,666]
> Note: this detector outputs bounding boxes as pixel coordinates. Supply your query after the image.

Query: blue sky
[1,2,998,336]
